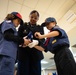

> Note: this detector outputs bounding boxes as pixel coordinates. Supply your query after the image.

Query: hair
[5,14,18,21]
[30,10,39,17]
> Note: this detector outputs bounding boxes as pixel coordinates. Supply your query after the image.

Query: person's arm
[34,45,45,51]
[4,29,24,44]
[18,24,25,37]
[35,31,59,39]
[4,29,31,45]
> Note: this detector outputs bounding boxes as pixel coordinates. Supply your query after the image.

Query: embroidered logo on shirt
[23,30,27,33]
[52,39,57,44]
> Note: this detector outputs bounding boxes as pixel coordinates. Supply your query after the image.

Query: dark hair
[5,14,19,20]
[30,10,39,17]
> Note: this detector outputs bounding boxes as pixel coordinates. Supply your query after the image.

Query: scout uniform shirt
[0,20,18,60]
[42,25,70,54]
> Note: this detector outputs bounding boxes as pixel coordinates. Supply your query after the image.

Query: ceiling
[0,0,76,70]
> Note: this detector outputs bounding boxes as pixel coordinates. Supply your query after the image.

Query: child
[0,12,31,75]
[33,17,76,75]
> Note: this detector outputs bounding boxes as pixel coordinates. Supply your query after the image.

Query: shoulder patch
[6,20,11,23]
[24,22,29,26]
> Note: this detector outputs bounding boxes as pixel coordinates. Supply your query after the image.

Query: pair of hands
[19,32,42,48]
[20,36,39,48]
[19,37,31,47]
[23,36,31,47]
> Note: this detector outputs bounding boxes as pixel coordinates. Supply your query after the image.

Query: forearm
[41,31,59,38]
[34,45,45,51]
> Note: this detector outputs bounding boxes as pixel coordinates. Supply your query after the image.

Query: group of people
[0,10,76,75]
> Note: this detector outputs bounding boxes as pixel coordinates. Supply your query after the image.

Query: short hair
[30,10,39,17]
[5,14,15,20]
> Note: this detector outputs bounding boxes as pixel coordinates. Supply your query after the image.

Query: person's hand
[19,36,31,47]
[28,40,39,48]
[34,32,43,39]
[23,36,27,39]
[23,37,31,46]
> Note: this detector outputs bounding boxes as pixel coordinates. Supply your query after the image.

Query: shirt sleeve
[52,27,65,37]
[4,29,24,45]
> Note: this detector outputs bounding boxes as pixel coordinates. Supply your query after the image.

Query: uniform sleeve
[4,29,24,44]
[18,25,25,37]
[18,24,29,37]
[53,28,65,37]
